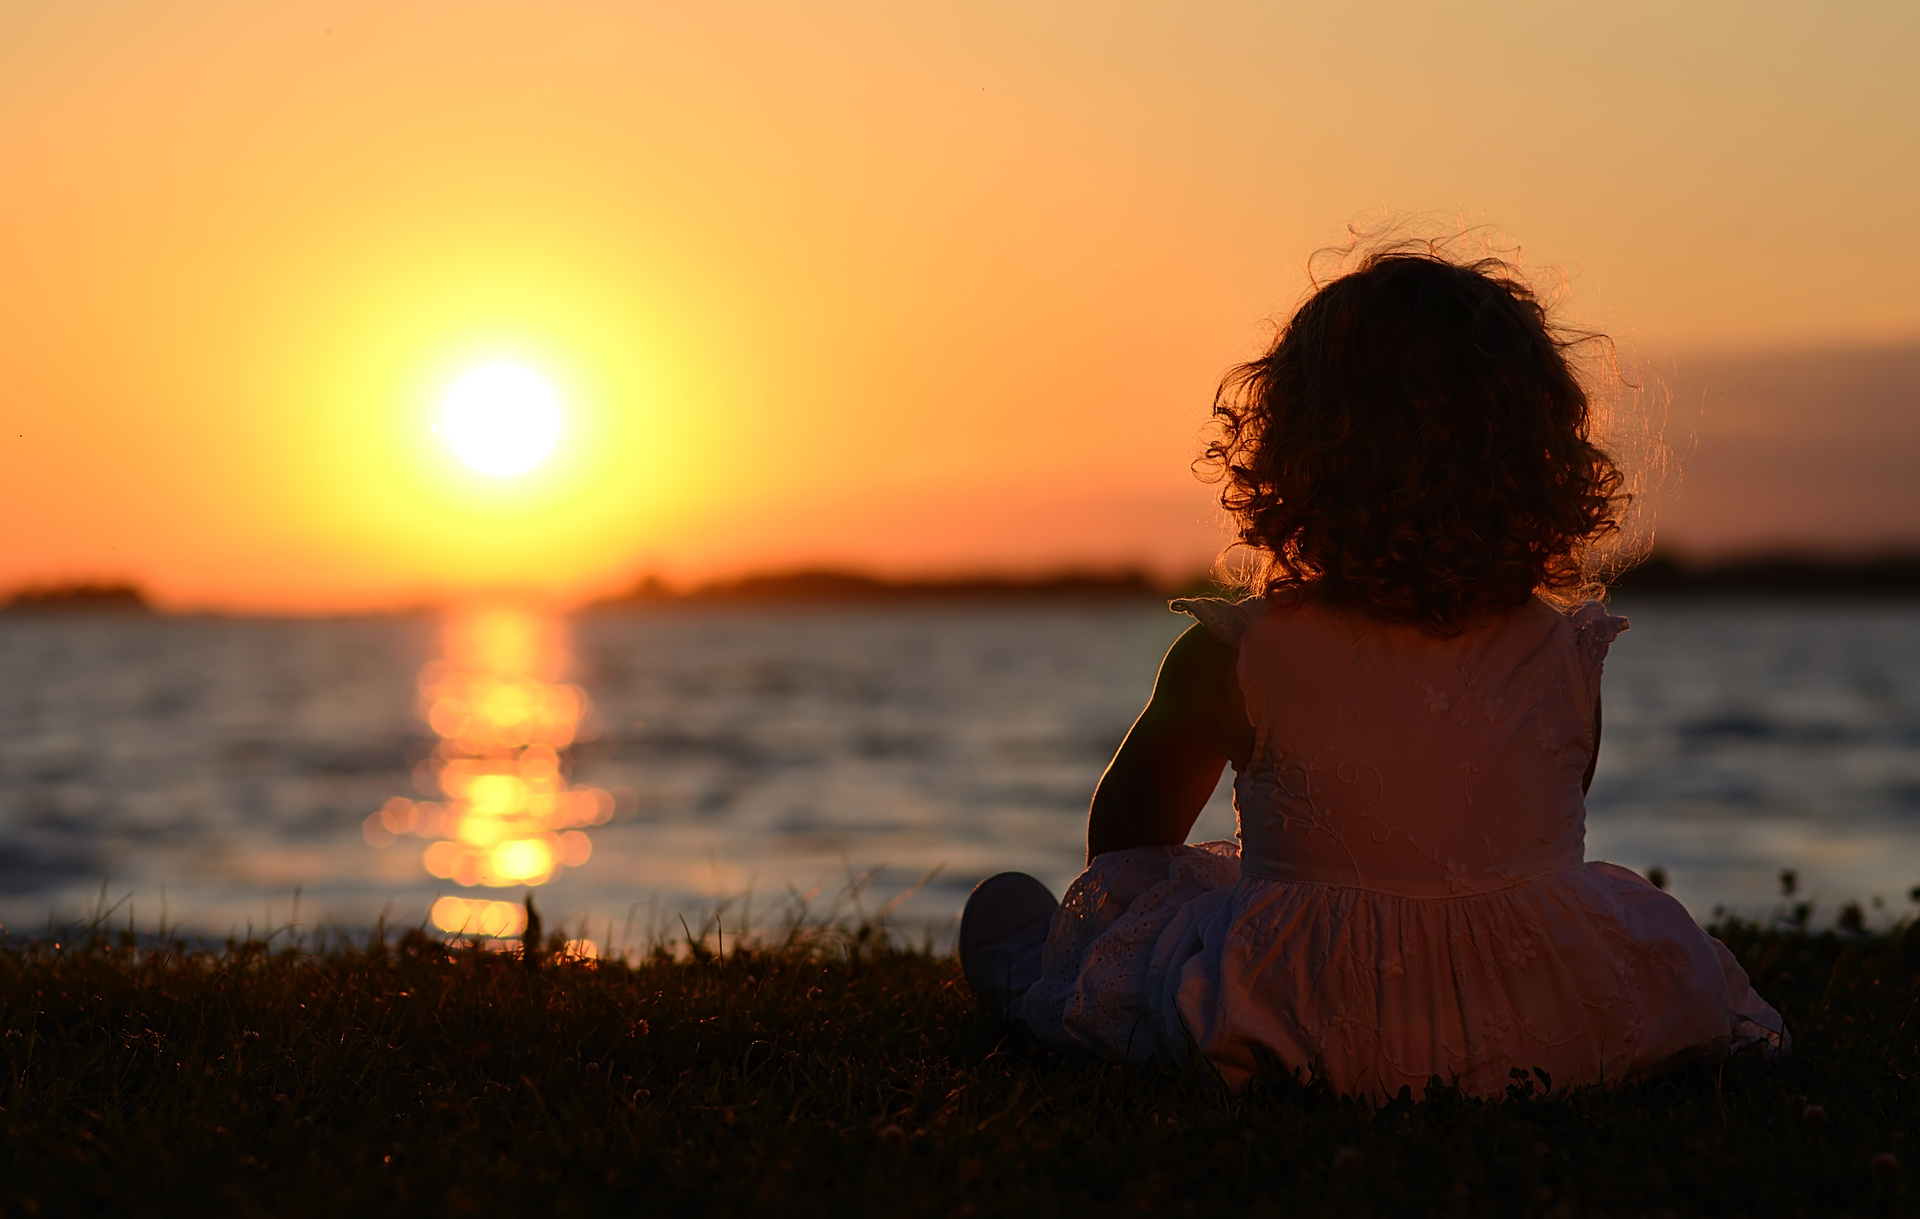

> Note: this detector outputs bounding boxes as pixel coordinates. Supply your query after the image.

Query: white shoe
[959,872,1058,1022]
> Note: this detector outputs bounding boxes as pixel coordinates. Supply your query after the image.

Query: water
[1585,599,1920,917]
[2,599,1916,944]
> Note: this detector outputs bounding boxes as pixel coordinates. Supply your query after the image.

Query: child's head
[1205,244,1624,631]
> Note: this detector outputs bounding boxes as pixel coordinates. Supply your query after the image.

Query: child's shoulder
[1172,589,1628,653]
[1466,597,1630,655]
[1557,598,1630,683]
[1560,597,1629,637]
[1168,593,1268,647]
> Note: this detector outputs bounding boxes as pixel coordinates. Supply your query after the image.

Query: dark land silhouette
[1,581,152,614]
[591,553,1920,608]
[5,554,1919,617]
[587,567,1176,607]
[1610,553,1920,597]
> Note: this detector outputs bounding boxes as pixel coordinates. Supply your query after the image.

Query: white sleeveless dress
[1022,594,1787,1099]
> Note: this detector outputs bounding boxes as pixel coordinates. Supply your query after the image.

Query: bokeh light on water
[360,608,613,930]
[428,895,526,938]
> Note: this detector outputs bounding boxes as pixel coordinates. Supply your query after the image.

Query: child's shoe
[959,872,1058,1022]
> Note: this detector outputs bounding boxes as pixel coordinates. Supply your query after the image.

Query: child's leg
[959,872,1058,1022]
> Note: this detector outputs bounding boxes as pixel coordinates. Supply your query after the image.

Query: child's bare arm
[1085,623,1254,862]
[1583,696,1603,793]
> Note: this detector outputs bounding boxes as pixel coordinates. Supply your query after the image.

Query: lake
[2,598,1916,948]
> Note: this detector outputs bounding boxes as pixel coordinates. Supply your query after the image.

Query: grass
[2,911,1917,1218]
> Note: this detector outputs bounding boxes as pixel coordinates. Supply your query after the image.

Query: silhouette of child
[960,244,1787,1099]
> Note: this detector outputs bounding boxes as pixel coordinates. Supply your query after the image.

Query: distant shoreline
[6,553,1919,615]
[580,567,1185,609]
[1608,554,1920,597]
[0,582,153,614]
[586,553,1920,608]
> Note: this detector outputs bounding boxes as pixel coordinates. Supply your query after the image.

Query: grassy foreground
[2,918,1916,1218]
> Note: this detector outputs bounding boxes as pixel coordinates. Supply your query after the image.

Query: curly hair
[1202,245,1625,633]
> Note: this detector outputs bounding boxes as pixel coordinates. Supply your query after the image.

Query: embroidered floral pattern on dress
[1021,597,1788,1100]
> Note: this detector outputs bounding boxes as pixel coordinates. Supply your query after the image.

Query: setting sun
[439,363,562,477]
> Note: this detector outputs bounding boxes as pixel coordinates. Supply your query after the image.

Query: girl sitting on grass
[960,243,1788,1100]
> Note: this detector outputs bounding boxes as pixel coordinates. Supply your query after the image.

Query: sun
[439,363,562,476]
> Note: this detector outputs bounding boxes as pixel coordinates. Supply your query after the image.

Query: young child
[959,246,1788,1099]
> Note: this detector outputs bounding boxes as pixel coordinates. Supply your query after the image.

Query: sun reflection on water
[363,608,613,931]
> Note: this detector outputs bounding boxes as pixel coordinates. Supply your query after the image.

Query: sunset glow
[440,363,562,477]
[0,3,1913,609]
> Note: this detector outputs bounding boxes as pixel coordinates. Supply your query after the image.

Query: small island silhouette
[1,581,153,614]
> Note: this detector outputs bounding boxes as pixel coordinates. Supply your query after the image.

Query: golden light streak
[364,607,613,900]
[429,895,527,938]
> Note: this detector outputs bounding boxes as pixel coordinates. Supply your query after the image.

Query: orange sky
[3,1,1917,610]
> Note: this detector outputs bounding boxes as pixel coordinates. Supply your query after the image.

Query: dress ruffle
[1023,843,1788,1100]
[1168,596,1267,646]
